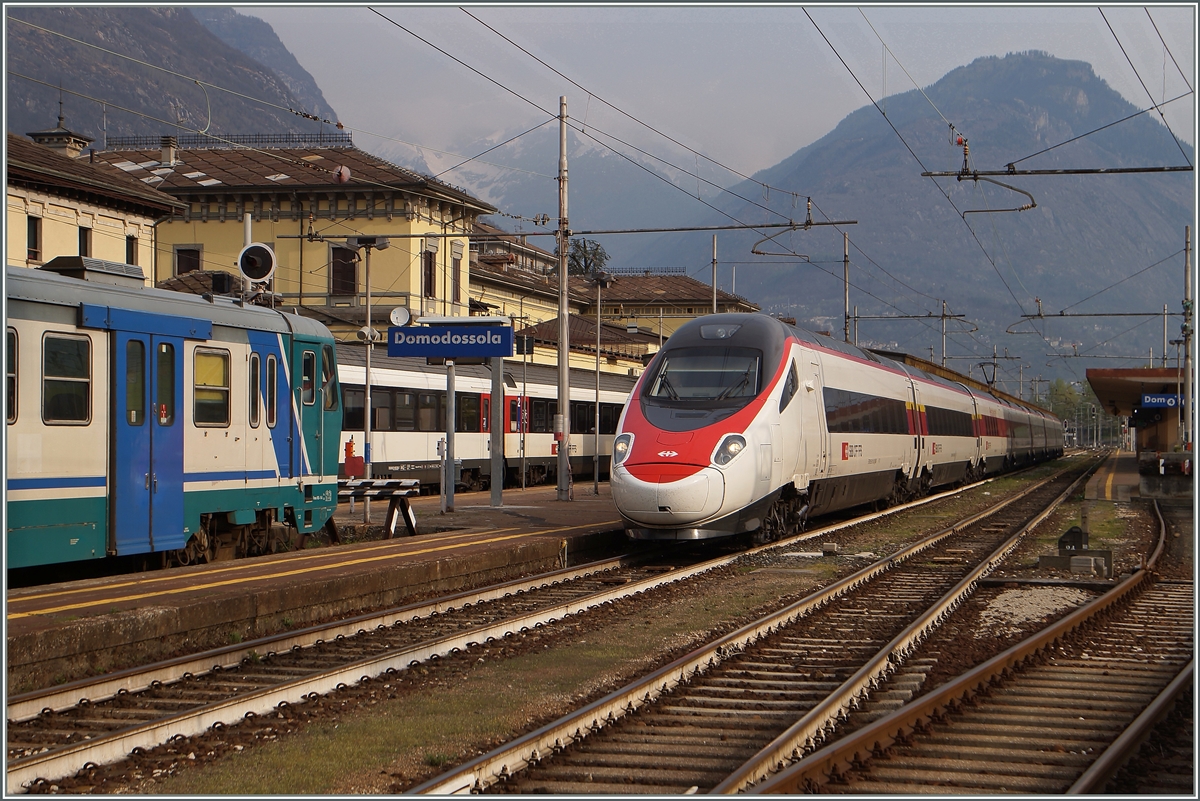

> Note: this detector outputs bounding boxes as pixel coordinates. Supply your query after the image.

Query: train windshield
[646,347,762,404]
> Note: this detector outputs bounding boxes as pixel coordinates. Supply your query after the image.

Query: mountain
[6,7,339,144]
[440,52,1192,380]
[189,7,338,125]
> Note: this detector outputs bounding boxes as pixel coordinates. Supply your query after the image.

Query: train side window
[266,356,278,428]
[7,329,17,424]
[395,392,416,431]
[779,360,799,412]
[343,386,364,431]
[509,399,520,432]
[126,340,145,425]
[249,353,261,428]
[301,351,316,405]
[531,399,547,433]
[194,348,230,426]
[321,345,338,411]
[417,392,442,432]
[482,396,490,433]
[43,333,90,424]
[372,389,393,432]
[156,343,175,425]
[457,393,481,433]
[600,403,620,435]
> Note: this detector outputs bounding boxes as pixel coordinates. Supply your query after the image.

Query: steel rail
[6,464,1065,794]
[409,464,1084,794]
[1067,659,1194,793]
[746,494,1170,794]
[714,462,1095,792]
[8,466,1011,725]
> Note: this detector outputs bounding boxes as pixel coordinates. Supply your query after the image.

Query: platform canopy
[1087,367,1186,416]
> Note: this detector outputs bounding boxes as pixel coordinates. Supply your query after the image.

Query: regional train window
[266,355,278,428]
[126,340,146,426]
[417,392,444,432]
[371,390,392,431]
[301,351,316,406]
[249,353,261,428]
[456,393,481,433]
[7,329,17,424]
[395,391,416,431]
[531,399,548,433]
[321,345,338,412]
[43,333,90,424]
[343,386,364,431]
[194,349,230,426]
[156,343,175,426]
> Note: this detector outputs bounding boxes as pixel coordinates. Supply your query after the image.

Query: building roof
[568,272,757,309]
[1087,367,1186,417]
[90,141,496,213]
[7,133,185,216]
[517,313,659,360]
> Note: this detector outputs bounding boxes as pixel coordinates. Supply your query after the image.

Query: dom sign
[388,325,514,358]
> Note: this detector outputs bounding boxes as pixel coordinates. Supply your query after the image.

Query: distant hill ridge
[6,7,339,145]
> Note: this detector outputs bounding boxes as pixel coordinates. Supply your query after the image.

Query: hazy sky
[241,5,1196,178]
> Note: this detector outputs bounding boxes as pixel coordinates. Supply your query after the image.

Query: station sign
[388,325,513,358]
[1141,393,1181,408]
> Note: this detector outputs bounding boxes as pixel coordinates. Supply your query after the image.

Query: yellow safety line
[8,520,620,620]
[9,526,520,604]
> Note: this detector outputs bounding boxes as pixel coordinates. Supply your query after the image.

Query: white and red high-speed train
[611,314,1063,543]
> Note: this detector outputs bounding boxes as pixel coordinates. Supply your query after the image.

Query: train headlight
[713,434,747,466]
[613,433,634,467]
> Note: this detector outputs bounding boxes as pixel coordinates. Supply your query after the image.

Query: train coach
[6,259,342,570]
[611,313,1063,544]
[335,345,637,490]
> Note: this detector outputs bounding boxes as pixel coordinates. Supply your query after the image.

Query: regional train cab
[6,260,342,570]
[611,313,1063,543]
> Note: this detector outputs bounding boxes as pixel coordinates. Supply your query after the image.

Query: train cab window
[249,353,261,428]
[266,355,278,428]
[156,343,175,425]
[647,347,761,404]
[126,340,146,426]
[779,360,799,412]
[321,345,338,411]
[7,329,17,424]
[301,351,316,405]
[43,333,90,424]
[194,349,230,426]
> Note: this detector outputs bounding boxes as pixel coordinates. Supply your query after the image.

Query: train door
[112,331,185,555]
[801,355,828,479]
[909,382,926,480]
[290,340,321,478]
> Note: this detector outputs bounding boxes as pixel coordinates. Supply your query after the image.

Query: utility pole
[843,233,850,343]
[941,300,948,368]
[556,96,571,501]
[711,234,717,314]
[853,305,859,346]
[1185,225,1193,448]
[1163,304,1169,368]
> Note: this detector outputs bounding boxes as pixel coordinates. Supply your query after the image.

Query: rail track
[5,466,1048,794]
[409,458,1101,794]
[747,500,1191,795]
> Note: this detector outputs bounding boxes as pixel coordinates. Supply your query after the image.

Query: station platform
[1084,450,1140,502]
[5,484,627,695]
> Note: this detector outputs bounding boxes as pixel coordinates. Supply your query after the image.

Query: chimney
[161,135,178,167]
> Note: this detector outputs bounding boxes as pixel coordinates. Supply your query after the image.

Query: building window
[175,246,202,275]
[43,333,91,424]
[331,246,356,296]
[126,235,138,266]
[78,226,92,257]
[194,349,230,426]
[452,255,462,304]
[7,329,17,424]
[422,250,436,298]
[27,216,41,262]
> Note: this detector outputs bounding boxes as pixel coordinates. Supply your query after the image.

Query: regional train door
[112,331,186,556]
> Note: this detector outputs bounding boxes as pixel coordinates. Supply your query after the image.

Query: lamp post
[589,270,614,495]
[347,236,389,524]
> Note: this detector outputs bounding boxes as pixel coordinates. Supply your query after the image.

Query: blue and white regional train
[611,314,1063,543]
[6,259,343,570]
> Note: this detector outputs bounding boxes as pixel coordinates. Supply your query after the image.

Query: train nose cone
[612,465,725,526]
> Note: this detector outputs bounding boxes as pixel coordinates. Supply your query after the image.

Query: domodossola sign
[1141,393,1181,408]
[387,325,514,358]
